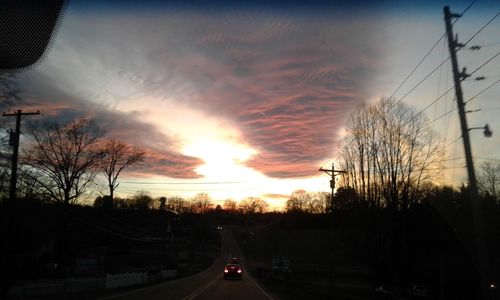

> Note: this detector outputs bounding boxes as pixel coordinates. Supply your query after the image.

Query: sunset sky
[4,0,500,209]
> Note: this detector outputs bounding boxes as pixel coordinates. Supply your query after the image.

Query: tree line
[0,118,144,206]
[94,191,273,214]
[334,98,499,209]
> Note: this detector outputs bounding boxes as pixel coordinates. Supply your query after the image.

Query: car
[223,263,242,280]
[230,257,240,264]
[217,225,223,230]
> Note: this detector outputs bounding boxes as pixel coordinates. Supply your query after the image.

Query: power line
[468,50,500,78]
[462,11,500,47]
[480,107,500,111]
[464,79,500,104]
[118,186,240,192]
[481,42,500,48]
[319,1,478,171]
[393,57,450,107]
[56,207,163,243]
[388,35,446,101]
[424,103,457,128]
[119,181,245,185]
[443,135,462,151]
[424,165,466,171]
[406,86,455,125]
[474,156,500,161]
[458,0,478,17]
[434,156,465,163]
[387,0,477,102]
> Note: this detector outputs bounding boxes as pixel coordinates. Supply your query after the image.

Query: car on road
[224,263,242,280]
[230,257,240,264]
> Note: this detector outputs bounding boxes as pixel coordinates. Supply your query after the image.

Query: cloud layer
[9,74,203,179]
[9,5,384,179]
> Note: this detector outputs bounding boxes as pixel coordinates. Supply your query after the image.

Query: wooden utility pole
[443,6,478,197]
[444,6,489,299]
[319,162,346,299]
[1,109,39,297]
[2,109,39,200]
[319,163,347,213]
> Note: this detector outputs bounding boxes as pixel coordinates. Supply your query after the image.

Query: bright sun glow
[183,138,258,179]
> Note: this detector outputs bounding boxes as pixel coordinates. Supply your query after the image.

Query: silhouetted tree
[99,139,144,206]
[286,190,310,212]
[334,186,358,210]
[17,167,44,200]
[192,193,212,213]
[114,196,129,209]
[129,190,153,210]
[285,190,329,213]
[24,119,103,205]
[166,196,188,213]
[478,160,500,202]
[338,98,443,209]
[239,197,268,213]
[308,191,330,213]
[223,198,238,212]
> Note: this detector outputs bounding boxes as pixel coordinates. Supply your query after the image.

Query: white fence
[162,269,178,279]
[105,272,148,290]
[10,277,105,297]
[10,269,177,297]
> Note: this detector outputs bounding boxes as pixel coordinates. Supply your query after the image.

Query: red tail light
[237,269,242,273]
[224,268,228,273]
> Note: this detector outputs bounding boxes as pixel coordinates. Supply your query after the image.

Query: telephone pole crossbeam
[319,163,347,212]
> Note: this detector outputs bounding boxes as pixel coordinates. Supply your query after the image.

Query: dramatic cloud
[92,110,203,179]
[8,5,384,180]
[167,15,383,177]
[10,73,203,179]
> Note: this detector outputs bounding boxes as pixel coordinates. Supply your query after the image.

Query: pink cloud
[179,19,382,177]
[127,149,203,179]
[9,11,383,179]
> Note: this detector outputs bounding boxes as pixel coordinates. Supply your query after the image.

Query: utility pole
[2,109,39,200]
[319,163,347,213]
[319,162,346,299]
[443,6,478,197]
[1,109,39,297]
[444,6,489,299]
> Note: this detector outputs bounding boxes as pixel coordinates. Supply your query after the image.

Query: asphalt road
[99,229,273,300]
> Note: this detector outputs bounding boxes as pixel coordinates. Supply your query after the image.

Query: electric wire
[461,11,500,47]
[322,0,478,173]
[464,79,500,104]
[392,58,450,108]
[443,135,463,151]
[386,0,477,103]
[387,36,446,102]
[468,50,500,78]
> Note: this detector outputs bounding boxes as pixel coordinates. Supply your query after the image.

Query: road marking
[180,277,218,300]
[226,231,274,300]
[245,271,275,300]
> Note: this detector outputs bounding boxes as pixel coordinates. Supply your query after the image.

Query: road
[99,229,273,300]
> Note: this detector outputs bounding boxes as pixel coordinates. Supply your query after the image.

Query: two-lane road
[100,229,273,300]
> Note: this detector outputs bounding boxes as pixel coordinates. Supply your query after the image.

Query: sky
[3,0,500,209]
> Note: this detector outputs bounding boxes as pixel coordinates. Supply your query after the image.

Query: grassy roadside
[233,222,373,300]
